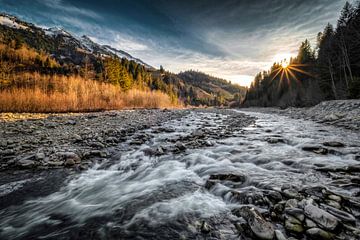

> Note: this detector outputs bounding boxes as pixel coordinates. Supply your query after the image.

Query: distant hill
[178,71,247,106]
[0,13,246,107]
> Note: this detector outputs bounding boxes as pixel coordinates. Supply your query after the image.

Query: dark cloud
[0,0,348,85]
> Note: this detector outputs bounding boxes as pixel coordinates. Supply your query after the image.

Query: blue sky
[0,0,349,86]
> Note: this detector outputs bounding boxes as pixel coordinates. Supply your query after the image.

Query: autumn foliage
[0,73,175,112]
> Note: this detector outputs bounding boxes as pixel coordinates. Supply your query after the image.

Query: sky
[0,0,350,86]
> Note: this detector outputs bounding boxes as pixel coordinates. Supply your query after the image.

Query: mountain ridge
[0,13,153,68]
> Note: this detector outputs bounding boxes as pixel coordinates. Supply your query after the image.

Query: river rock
[302,146,328,155]
[306,228,335,240]
[66,120,76,125]
[323,141,345,147]
[200,221,211,234]
[17,159,35,168]
[327,194,342,202]
[73,134,82,142]
[266,137,285,144]
[305,218,318,228]
[238,207,275,240]
[175,142,187,151]
[285,199,298,208]
[285,207,305,221]
[283,188,303,200]
[324,114,340,122]
[58,152,81,164]
[35,152,45,160]
[274,230,287,240]
[320,204,356,224]
[47,161,63,167]
[285,214,304,233]
[209,173,246,183]
[64,158,75,166]
[304,204,339,231]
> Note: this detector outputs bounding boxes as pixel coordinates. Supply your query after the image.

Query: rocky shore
[243,100,360,131]
[0,109,189,171]
[205,173,360,240]
[0,108,256,172]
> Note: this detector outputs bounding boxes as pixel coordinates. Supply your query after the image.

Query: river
[0,110,359,239]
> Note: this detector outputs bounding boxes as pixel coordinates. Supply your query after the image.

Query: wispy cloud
[37,0,101,20]
[0,0,349,86]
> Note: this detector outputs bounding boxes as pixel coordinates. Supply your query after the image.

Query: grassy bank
[0,73,178,112]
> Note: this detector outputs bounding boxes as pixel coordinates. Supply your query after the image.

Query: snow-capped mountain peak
[45,27,72,37]
[1,13,153,69]
[0,15,28,30]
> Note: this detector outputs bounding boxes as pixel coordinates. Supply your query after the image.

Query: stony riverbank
[0,108,255,172]
[243,100,360,131]
[0,110,186,171]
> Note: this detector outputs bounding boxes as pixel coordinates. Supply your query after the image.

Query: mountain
[0,13,152,68]
[0,13,246,107]
[178,71,246,99]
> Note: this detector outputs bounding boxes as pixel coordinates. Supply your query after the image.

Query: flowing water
[0,110,359,239]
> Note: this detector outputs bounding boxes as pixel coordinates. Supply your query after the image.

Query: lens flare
[281,61,289,69]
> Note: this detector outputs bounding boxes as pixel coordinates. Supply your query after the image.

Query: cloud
[1,0,349,86]
[37,0,102,20]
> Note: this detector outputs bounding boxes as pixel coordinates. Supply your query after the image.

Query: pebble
[64,159,75,166]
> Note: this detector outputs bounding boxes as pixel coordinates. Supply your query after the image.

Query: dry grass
[0,73,177,112]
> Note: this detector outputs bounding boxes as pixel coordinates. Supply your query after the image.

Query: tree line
[244,1,360,107]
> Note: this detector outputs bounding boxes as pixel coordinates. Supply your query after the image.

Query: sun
[270,54,314,88]
[281,61,289,69]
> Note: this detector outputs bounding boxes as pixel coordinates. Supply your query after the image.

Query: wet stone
[64,158,75,167]
[320,204,356,224]
[282,189,303,200]
[285,199,299,208]
[306,228,335,240]
[265,137,286,144]
[209,173,246,183]
[274,230,287,240]
[200,221,211,234]
[323,141,345,148]
[175,142,187,151]
[285,207,305,222]
[304,204,340,231]
[235,207,275,240]
[17,159,36,168]
[35,152,45,160]
[302,146,329,155]
[58,152,81,164]
[305,218,318,228]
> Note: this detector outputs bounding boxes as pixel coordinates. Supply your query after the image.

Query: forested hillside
[0,13,246,112]
[243,2,360,107]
